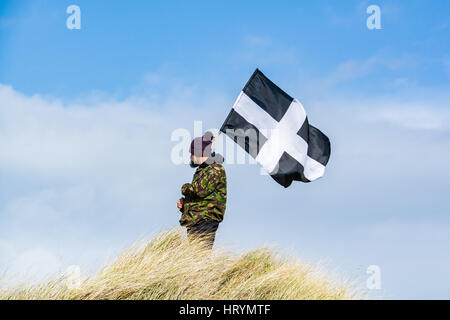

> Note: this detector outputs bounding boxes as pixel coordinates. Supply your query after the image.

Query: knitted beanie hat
[190,131,214,157]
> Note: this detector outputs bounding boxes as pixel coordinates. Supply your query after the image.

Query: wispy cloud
[318,55,420,87]
[244,35,272,47]
[362,106,449,131]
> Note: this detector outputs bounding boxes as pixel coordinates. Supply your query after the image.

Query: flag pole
[211,131,221,150]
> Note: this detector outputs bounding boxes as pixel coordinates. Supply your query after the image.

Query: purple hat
[190,131,214,157]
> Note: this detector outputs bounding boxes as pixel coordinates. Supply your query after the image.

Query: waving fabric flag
[220,69,331,187]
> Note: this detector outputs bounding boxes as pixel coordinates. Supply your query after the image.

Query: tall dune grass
[0,229,361,300]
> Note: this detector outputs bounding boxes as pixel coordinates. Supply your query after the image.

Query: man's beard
[190,160,200,168]
[190,155,203,168]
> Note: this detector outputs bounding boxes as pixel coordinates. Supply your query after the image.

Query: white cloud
[360,106,449,131]
[0,85,164,177]
[8,247,62,283]
[1,82,450,298]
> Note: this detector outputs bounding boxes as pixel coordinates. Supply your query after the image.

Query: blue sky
[0,0,449,299]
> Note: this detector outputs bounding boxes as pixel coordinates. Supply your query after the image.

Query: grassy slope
[0,229,360,300]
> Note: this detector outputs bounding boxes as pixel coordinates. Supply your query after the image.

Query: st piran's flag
[220,69,331,187]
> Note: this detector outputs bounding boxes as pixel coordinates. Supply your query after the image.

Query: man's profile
[177,131,227,249]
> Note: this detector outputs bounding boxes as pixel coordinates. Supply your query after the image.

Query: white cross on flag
[220,69,331,187]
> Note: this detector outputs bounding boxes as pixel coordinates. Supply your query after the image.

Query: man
[177,131,227,249]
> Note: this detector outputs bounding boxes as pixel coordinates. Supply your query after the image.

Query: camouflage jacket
[179,155,227,227]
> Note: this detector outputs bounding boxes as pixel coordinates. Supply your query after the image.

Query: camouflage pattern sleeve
[190,168,221,198]
[179,163,227,226]
[181,183,194,196]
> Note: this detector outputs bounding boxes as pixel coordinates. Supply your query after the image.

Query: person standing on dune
[177,132,227,249]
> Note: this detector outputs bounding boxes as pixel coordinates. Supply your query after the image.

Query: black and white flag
[220,69,331,187]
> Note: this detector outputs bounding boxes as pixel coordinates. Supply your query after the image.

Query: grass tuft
[0,229,361,300]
